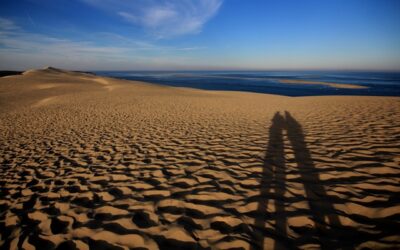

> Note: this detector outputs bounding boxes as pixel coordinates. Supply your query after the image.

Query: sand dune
[0,68,399,249]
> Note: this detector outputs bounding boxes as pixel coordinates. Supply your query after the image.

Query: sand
[0,67,399,250]
[278,79,367,89]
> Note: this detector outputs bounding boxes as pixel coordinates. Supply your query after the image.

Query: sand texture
[0,68,399,250]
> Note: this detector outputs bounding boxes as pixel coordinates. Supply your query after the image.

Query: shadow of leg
[253,112,287,250]
[284,111,342,248]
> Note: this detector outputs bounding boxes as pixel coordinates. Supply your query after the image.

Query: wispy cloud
[0,17,20,31]
[82,0,223,38]
[0,17,206,70]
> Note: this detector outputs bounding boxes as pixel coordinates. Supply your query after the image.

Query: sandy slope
[0,68,399,250]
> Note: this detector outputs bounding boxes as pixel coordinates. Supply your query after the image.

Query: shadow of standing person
[253,112,289,250]
[253,111,348,250]
[284,111,342,249]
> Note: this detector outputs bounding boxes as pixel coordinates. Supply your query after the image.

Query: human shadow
[253,111,345,250]
[253,112,289,250]
[285,111,343,247]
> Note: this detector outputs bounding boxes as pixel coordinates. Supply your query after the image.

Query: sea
[95,71,400,97]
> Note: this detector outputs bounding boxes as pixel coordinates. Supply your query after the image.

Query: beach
[0,68,399,249]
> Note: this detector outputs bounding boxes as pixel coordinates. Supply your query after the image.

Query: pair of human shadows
[253,111,343,250]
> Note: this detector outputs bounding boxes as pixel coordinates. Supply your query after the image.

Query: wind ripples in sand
[0,69,399,249]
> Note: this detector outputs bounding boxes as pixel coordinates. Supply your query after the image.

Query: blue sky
[0,0,399,71]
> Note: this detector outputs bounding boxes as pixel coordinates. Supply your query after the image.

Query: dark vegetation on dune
[0,71,23,77]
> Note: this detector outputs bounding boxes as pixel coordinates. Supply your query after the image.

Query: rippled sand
[1,68,399,250]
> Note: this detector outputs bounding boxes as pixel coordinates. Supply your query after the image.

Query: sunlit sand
[0,68,399,249]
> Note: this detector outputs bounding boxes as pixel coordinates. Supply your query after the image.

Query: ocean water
[96,71,400,97]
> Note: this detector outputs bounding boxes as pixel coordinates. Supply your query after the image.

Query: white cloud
[0,17,206,70]
[82,0,223,38]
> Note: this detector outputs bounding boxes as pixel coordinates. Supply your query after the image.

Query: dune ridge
[0,68,399,249]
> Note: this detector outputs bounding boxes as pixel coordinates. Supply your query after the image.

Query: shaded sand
[279,79,368,89]
[0,67,399,250]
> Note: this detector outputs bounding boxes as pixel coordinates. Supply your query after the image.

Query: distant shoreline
[278,79,368,89]
[96,70,400,97]
[2,68,399,97]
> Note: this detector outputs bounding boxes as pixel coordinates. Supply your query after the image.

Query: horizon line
[2,67,400,73]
